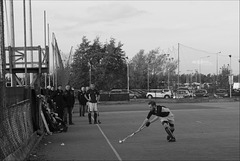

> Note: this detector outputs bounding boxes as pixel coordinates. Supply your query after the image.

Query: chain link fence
[0,88,43,161]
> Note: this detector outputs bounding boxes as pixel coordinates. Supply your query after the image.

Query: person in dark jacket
[78,87,88,117]
[52,85,64,120]
[63,85,75,125]
[49,86,56,111]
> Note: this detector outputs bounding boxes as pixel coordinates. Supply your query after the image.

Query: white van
[146,89,173,99]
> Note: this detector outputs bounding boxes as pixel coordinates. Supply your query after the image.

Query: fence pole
[0,0,7,117]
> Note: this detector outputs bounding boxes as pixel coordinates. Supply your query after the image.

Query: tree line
[69,36,238,91]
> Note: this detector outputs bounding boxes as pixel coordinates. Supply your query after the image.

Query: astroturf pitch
[29,101,239,161]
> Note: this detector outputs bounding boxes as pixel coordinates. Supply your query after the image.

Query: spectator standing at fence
[45,85,51,96]
[87,84,100,124]
[52,85,64,120]
[78,87,88,117]
[45,86,51,103]
[63,85,75,125]
[49,86,56,111]
[45,86,55,111]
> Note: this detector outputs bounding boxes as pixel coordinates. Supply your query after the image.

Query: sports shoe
[167,135,171,141]
[168,137,176,142]
[89,122,92,124]
[94,121,98,124]
[98,120,101,124]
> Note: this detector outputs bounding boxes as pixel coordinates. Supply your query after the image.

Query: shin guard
[165,127,175,139]
[170,127,175,133]
[94,112,97,123]
[88,113,92,123]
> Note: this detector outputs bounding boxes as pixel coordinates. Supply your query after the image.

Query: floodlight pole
[52,32,55,87]
[48,24,50,86]
[126,56,130,93]
[29,0,33,86]
[167,57,173,90]
[147,61,150,92]
[229,55,232,98]
[177,43,180,89]
[23,0,27,86]
[44,10,47,88]
[89,58,92,86]
[9,0,16,86]
[89,63,92,86]
[216,52,221,87]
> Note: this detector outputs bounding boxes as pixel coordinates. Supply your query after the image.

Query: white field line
[92,117,122,161]
[99,108,218,115]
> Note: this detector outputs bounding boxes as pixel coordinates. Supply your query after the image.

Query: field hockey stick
[119,126,146,144]
[97,109,101,123]
[97,101,101,123]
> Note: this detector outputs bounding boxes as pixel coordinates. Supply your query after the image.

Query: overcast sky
[4,0,239,75]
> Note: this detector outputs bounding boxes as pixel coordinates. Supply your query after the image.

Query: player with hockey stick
[138,101,176,142]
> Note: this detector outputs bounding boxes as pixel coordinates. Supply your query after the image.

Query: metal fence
[0,89,43,161]
[6,87,31,107]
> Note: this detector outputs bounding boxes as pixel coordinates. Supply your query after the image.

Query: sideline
[94,119,122,161]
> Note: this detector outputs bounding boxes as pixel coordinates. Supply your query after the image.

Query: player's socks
[165,127,175,139]
[167,135,171,141]
[88,113,92,123]
[94,112,97,124]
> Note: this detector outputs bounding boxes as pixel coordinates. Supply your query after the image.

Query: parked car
[173,89,191,99]
[146,89,173,99]
[178,87,195,97]
[215,89,228,98]
[131,89,147,98]
[129,90,141,99]
[110,89,128,94]
[232,89,240,96]
[194,89,209,97]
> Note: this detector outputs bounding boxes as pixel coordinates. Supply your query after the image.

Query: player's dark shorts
[160,112,174,127]
[162,120,174,128]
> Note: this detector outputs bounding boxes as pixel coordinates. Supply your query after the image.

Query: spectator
[50,86,55,95]
[49,86,55,111]
[45,85,51,102]
[52,85,64,120]
[63,85,75,125]
[78,87,88,117]
[71,87,75,113]
[45,85,51,96]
